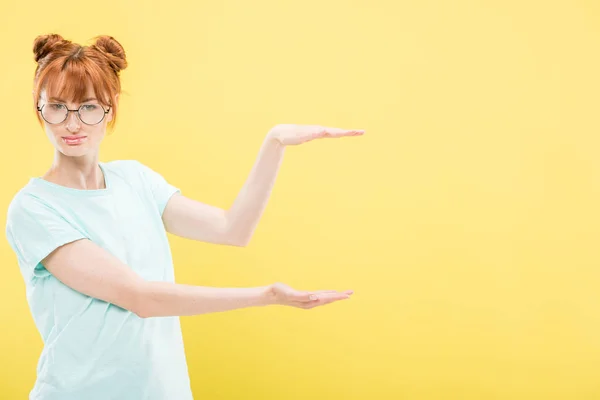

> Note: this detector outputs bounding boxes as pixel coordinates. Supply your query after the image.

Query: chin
[58,144,92,157]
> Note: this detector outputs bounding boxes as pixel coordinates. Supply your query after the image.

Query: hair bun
[33,33,68,63]
[92,35,128,73]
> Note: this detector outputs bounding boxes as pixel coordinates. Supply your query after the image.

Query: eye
[48,103,65,110]
[81,104,99,111]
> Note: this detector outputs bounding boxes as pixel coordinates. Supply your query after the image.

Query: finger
[289,291,316,302]
[323,292,352,300]
[291,299,341,309]
[308,290,352,301]
[319,296,351,307]
[323,128,350,137]
[311,292,351,303]
[294,294,350,309]
[316,290,354,297]
[290,290,331,303]
[293,289,353,303]
[324,129,365,138]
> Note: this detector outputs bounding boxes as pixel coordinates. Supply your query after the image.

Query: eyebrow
[48,97,98,103]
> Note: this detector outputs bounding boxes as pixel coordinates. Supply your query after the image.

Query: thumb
[289,291,318,303]
[296,289,341,302]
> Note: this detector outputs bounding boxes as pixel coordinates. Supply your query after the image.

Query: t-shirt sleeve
[133,161,181,216]
[5,194,88,280]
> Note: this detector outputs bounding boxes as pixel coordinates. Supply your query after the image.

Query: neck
[43,150,106,190]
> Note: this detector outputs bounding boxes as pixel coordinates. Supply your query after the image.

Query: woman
[5,33,364,399]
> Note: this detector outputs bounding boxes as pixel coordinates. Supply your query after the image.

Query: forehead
[40,87,97,103]
[35,55,114,107]
[40,69,99,103]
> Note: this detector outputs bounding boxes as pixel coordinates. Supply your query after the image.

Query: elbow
[232,236,250,247]
[227,236,250,247]
[222,216,252,247]
[222,231,250,247]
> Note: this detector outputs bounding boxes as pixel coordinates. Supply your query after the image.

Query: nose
[65,110,81,132]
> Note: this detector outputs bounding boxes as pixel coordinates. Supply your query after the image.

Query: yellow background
[1,0,600,398]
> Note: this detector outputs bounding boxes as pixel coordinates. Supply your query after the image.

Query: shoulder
[5,189,66,253]
[6,188,52,221]
[103,159,173,186]
[101,159,159,179]
[101,159,143,174]
[100,159,150,190]
[6,190,59,229]
[101,159,177,198]
[5,187,89,278]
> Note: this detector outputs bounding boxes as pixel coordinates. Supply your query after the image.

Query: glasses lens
[42,103,67,124]
[79,104,106,125]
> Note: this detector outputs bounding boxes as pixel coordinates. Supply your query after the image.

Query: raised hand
[265,282,353,310]
[268,124,365,146]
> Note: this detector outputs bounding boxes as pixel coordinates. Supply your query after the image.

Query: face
[36,85,115,158]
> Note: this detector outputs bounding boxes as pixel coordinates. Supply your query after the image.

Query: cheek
[44,126,60,140]
[90,126,107,138]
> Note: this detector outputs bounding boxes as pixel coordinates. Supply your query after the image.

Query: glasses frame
[36,102,111,126]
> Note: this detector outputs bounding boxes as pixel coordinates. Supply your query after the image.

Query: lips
[62,136,87,145]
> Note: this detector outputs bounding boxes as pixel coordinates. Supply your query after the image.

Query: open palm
[266,282,353,309]
[268,124,365,146]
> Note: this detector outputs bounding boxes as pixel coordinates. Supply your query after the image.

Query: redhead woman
[5,33,364,399]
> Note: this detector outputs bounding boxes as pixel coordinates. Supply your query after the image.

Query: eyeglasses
[37,102,110,125]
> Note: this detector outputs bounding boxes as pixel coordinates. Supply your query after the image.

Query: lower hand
[268,124,364,146]
[265,282,353,309]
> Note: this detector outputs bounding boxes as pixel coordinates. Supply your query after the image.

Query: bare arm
[162,132,284,246]
[42,239,350,318]
[162,125,363,246]
[42,239,271,318]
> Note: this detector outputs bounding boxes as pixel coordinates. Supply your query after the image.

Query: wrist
[259,284,278,306]
[266,127,285,147]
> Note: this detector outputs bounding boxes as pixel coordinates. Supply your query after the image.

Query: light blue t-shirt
[5,160,193,400]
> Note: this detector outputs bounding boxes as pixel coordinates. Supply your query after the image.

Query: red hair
[32,33,127,130]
